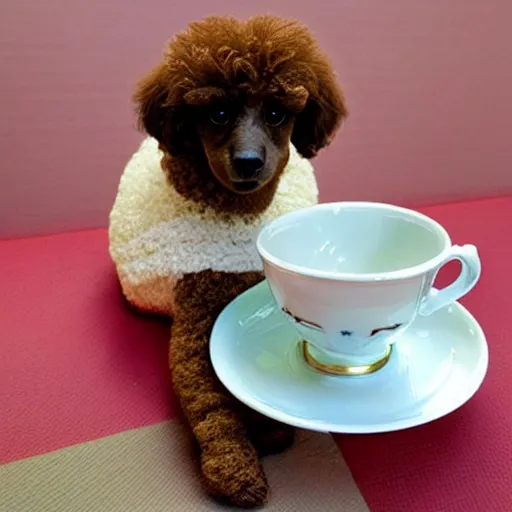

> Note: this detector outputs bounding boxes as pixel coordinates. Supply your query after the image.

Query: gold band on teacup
[302,341,392,376]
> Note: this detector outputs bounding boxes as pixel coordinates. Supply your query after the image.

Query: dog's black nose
[233,152,264,180]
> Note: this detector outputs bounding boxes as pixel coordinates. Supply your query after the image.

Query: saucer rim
[210,281,489,434]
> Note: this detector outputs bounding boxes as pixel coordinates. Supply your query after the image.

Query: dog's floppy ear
[291,69,348,159]
[133,62,191,155]
[134,62,170,142]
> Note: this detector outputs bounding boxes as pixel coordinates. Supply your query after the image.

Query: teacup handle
[418,244,481,316]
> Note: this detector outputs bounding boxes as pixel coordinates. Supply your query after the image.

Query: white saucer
[210,281,488,434]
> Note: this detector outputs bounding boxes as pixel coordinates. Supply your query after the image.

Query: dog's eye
[209,108,230,126]
[264,105,287,127]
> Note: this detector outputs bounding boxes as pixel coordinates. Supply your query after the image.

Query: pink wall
[1,1,511,238]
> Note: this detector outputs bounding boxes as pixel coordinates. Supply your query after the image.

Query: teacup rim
[256,201,452,282]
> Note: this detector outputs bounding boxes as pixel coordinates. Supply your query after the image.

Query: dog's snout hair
[231,108,267,179]
[234,109,267,146]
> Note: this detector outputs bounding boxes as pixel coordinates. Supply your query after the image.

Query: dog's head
[134,15,347,206]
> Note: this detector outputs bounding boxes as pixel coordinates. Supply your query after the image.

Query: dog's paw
[242,411,296,457]
[251,422,296,457]
[201,446,269,508]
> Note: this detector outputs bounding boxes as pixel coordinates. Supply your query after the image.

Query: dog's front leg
[170,270,269,508]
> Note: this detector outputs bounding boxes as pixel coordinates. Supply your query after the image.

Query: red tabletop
[1,196,510,511]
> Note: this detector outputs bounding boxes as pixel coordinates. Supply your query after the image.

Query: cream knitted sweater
[108,137,318,315]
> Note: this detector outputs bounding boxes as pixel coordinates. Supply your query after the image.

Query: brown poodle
[133,15,347,508]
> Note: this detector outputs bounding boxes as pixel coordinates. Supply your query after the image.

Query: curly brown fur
[133,15,347,508]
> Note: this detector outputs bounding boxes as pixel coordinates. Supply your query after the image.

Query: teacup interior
[259,204,448,275]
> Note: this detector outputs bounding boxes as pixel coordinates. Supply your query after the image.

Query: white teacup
[256,202,481,376]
